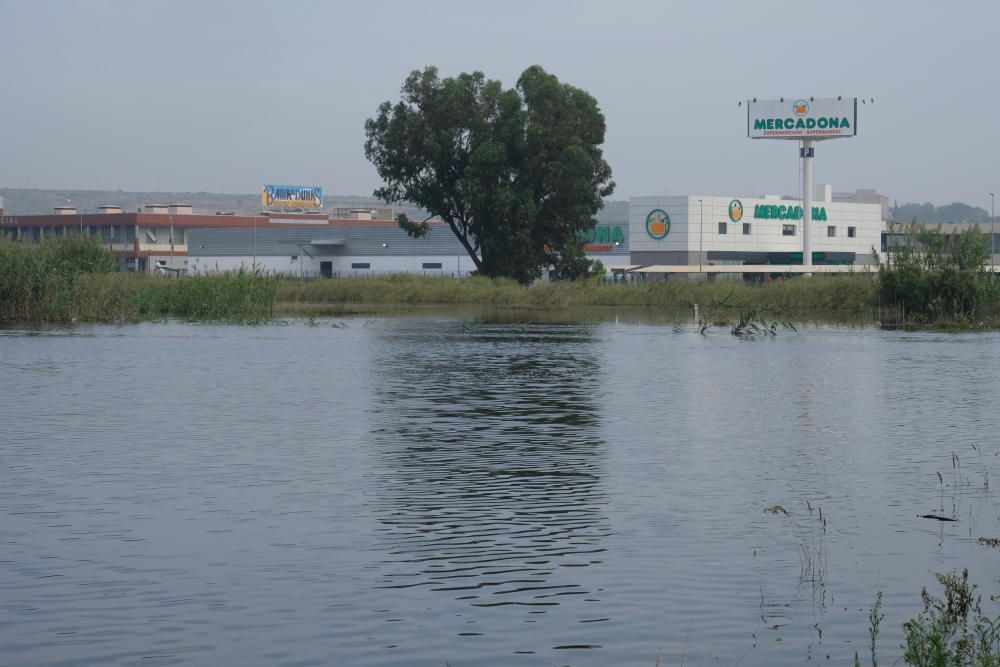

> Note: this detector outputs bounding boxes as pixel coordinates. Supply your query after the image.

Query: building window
[718,222,727,235]
[743,223,751,235]
[351,262,371,269]
[422,262,443,269]
[827,226,836,237]
[782,224,796,236]
[848,226,857,238]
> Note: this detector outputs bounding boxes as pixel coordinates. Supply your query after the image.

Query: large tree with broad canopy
[363,65,614,283]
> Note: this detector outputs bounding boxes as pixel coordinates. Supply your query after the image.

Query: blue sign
[262,185,324,210]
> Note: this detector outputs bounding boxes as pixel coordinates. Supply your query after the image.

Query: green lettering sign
[754,119,766,130]
[752,204,826,221]
[581,225,624,245]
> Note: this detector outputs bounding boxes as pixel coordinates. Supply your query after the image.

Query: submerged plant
[732,308,798,336]
[764,501,826,583]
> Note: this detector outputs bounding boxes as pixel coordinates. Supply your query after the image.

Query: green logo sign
[753,204,828,222]
[580,225,625,247]
[728,199,744,223]
[645,209,670,239]
[753,117,850,131]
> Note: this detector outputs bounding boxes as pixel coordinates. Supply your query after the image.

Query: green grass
[71,271,279,322]
[275,273,878,314]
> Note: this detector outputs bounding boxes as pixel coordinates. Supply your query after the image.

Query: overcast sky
[1,0,998,208]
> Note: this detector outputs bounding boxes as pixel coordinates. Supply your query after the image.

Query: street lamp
[697,199,703,274]
[991,193,995,273]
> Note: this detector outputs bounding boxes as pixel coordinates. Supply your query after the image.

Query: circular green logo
[645,209,670,239]
[728,199,743,222]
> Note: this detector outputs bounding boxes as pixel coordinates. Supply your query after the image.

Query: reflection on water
[368,321,610,640]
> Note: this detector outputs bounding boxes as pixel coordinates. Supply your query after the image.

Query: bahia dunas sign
[748,98,857,140]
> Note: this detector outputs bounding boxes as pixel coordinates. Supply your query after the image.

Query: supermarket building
[629,185,882,272]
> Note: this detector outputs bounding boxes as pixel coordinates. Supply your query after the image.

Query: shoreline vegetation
[0,238,278,323]
[2,235,999,326]
[274,272,876,315]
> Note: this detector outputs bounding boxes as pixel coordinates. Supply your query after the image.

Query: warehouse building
[0,202,631,277]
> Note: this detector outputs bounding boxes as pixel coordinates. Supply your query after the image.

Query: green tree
[364,65,614,284]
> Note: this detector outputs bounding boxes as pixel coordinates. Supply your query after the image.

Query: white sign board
[748,98,857,140]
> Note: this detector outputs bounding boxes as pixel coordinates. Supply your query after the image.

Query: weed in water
[764,501,826,584]
[902,569,1000,666]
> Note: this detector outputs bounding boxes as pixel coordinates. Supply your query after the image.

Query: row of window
[2,226,138,242]
[717,222,857,238]
[351,262,443,270]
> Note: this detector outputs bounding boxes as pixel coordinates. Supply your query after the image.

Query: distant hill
[0,188,423,218]
[1,187,630,225]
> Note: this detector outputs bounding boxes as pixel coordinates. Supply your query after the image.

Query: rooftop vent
[144,204,169,214]
[168,203,192,215]
[54,206,77,215]
[99,205,123,214]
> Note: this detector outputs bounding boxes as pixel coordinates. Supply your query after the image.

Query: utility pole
[697,199,703,274]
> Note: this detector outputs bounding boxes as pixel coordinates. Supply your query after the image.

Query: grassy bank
[276,272,877,314]
[1,238,278,322]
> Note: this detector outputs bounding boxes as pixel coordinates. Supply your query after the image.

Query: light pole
[991,193,995,273]
[697,199,703,274]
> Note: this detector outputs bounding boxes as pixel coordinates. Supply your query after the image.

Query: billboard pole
[746,97,864,275]
[802,139,814,272]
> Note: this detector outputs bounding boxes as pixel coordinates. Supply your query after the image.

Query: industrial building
[0,187,890,278]
[0,201,631,277]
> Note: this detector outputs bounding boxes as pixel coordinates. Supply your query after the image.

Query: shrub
[876,221,999,323]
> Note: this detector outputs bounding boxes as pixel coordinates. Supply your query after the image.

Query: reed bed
[1,238,278,322]
[71,271,279,322]
[276,273,877,313]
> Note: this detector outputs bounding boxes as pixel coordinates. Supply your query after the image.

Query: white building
[628,186,882,274]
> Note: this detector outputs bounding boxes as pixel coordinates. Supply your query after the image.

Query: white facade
[186,253,478,277]
[629,192,882,266]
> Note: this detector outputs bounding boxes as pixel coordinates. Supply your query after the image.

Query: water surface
[2,314,998,666]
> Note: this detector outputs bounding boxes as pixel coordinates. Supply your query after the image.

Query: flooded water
[2,312,999,666]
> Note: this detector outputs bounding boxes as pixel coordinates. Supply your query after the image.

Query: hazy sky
[2,0,998,208]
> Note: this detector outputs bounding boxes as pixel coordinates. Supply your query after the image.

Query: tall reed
[0,238,278,322]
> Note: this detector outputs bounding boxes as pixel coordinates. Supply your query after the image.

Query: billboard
[261,185,324,210]
[748,98,856,140]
